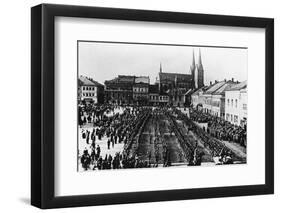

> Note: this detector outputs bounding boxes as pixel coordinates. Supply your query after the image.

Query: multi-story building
[133,81,149,105]
[148,84,159,106]
[104,75,150,105]
[104,75,135,105]
[225,81,247,127]
[191,86,210,110]
[159,91,169,105]
[194,80,237,117]
[78,76,104,104]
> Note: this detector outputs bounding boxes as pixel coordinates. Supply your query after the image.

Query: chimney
[215,80,218,83]
[210,81,212,85]
[224,79,226,82]
[231,78,234,82]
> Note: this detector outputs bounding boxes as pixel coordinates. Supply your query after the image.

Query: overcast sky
[78,41,247,85]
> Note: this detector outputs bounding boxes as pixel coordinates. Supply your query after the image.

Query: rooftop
[225,80,247,91]
[159,72,193,82]
[79,76,103,86]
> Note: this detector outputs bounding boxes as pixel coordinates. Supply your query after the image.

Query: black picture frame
[31,3,274,209]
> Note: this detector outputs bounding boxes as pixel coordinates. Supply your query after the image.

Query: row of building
[79,49,204,107]
[78,49,247,127]
[191,80,247,127]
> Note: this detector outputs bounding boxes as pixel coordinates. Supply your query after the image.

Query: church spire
[190,49,196,89]
[198,48,202,66]
[197,48,204,88]
[160,62,162,73]
[192,49,196,68]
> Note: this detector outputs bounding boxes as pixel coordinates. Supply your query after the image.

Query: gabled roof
[213,82,237,95]
[79,76,103,86]
[205,81,226,94]
[191,85,210,96]
[225,80,247,91]
[205,80,238,95]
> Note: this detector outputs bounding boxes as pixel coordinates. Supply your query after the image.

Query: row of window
[82,93,96,97]
[82,86,95,91]
[227,99,238,108]
[203,99,220,107]
[226,113,239,123]
[133,88,148,92]
[159,96,169,101]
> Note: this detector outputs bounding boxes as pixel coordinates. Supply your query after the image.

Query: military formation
[78,103,246,171]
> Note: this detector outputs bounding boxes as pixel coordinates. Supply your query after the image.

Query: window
[231,99,233,107]
[234,115,238,123]
[227,99,230,106]
[243,104,247,110]
[235,99,238,108]
[231,114,233,121]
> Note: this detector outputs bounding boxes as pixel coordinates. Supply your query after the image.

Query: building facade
[192,80,238,117]
[148,84,159,106]
[104,75,150,105]
[78,76,104,104]
[225,81,247,126]
[133,82,149,105]
[104,75,135,105]
[191,87,209,110]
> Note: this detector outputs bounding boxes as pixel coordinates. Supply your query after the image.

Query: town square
[77,43,247,172]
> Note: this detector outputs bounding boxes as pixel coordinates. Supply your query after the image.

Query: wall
[0,0,279,212]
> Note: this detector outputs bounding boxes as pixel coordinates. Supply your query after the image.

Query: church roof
[159,72,193,82]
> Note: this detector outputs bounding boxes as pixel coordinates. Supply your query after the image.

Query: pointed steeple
[160,62,162,73]
[192,49,196,68]
[198,49,203,67]
[197,48,204,88]
[190,49,196,89]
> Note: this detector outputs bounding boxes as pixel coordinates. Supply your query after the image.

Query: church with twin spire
[158,49,205,106]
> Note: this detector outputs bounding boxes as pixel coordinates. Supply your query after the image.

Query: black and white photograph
[77,41,247,172]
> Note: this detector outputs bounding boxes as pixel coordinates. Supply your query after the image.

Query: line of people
[189,109,247,147]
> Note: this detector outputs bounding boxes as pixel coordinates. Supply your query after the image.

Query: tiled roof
[79,76,103,86]
[212,82,237,95]
[205,81,226,94]
[159,72,193,82]
[225,80,247,91]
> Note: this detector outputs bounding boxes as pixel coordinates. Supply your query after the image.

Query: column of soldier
[79,105,155,171]
[173,108,235,164]
[189,109,247,147]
